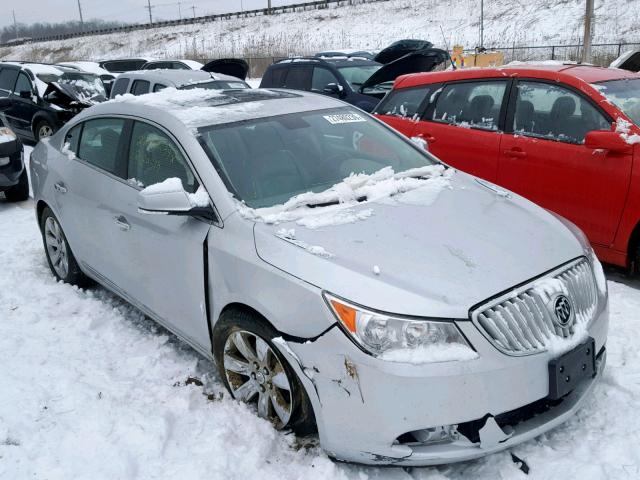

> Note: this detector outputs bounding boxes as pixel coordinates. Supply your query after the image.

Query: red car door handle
[504,148,527,158]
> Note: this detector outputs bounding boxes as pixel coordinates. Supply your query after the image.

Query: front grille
[472,258,597,355]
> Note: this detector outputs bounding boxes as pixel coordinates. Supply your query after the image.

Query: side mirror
[323,82,345,98]
[585,130,633,154]
[137,179,217,222]
[19,90,32,99]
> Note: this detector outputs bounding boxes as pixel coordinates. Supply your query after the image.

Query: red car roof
[395,63,640,89]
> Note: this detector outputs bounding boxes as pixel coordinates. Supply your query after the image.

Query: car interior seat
[515,100,535,133]
[463,95,495,126]
[549,96,577,140]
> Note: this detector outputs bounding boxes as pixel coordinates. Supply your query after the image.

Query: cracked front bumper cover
[273,303,608,466]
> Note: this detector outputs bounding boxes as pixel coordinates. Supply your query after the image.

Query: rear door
[109,119,212,348]
[498,79,629,246]
[0,67,21,132]
[8,71,39,135]
[411,79,509,180]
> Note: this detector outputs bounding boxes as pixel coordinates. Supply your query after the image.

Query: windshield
[592,78,640,126]
[179,80,250,90]
[338,65,381,89]
[40,72,106,101]
[198,107,437,208]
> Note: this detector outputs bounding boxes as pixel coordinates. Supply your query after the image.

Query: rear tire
[40,207,92,287]
[4,169,29,202]
[213,308,316,434]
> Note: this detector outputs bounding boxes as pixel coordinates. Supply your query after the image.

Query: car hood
[43,82,105,108]
[253,172,584,318]
[373,39,434,64]
[359,48,449,91]
[201,58,249,80]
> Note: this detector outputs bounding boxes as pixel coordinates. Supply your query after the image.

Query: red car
[374,64,640,269]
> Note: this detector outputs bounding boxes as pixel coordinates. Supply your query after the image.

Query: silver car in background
[29,87,609,466]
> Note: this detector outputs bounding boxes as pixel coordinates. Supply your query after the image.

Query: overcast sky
[2,0,292,29]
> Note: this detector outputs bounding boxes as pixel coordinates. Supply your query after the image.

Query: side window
[514,81,611,144]
[284,66,312,90]
[110,77,129,97]
[14,72,33,95]
[131,80,150,96]
[311,67,339,91]
[64,123,82,154]
[269,67,288,87]
[153,83,168,92]
[127,121,198,193]
[77,118,126,176]
[172,62,190,70]
[374,86,433,118]
[0,68,19,96]
[432,81,507,131]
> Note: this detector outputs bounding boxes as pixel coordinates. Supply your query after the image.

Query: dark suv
[260,41,449,112]
[0,62,107,142]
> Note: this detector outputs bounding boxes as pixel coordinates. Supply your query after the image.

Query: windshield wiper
[306,195,367,208]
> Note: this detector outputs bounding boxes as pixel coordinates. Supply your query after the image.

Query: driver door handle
[114,216,131,231]
[504,148,527,159]
[418,133,436,143]
[54,182,67,193]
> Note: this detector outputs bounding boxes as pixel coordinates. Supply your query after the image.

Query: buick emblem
[552,295,573,327]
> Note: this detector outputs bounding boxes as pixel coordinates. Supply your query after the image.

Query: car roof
[84,88,346,129]
[395,63,640,89]
[0,61,75,76]
[117,69,243,86]
[145,59,203,69]
[273,57,380,68]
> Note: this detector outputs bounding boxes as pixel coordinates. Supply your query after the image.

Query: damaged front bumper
[273,303,608,466]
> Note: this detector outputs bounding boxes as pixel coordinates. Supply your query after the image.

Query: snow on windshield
[236,165,454,228]
[58,74,106,102]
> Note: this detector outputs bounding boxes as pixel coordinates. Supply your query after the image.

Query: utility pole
[191,5,196,19]
[268,0,271,13]
[12,10,18,39]
[77,0,84,32]
[582,0,594,63]
[178,1,182,19]
[146,0,153,24]
[479,0,484,49]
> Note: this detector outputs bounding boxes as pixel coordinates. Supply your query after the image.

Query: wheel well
[215,302,277,334]
[628,221,640,269]
[36,200,49,230]
[31,114,54,136]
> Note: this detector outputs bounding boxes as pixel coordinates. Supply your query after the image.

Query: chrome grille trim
[471,258,598,356]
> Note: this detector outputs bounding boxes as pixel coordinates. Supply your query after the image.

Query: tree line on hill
[1,19,128,43]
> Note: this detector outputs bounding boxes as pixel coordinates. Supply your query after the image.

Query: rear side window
[131,80,150,96]
[77,118,126,176]
[127,121,198,193]
[0,68,19,93]
[14,72,33,95]
[64,124,82,154]
[432,81,507,131]
[261,67,287,87]
[153,83,168,92]
[284,66,312,90]
[374,86,433,118]
[110,77,129,97]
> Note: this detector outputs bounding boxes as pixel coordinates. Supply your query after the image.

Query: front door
[412,79,509,181]
[111,120,212,349]
[497,80,631,247]
[8,71,40,136]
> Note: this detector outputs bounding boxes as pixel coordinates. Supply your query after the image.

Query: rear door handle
[418,133,436,143]
[54,182,67,193]
[114,216,131,231]
[504,148,527,159]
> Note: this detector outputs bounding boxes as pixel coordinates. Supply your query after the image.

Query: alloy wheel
[223,330,293,428]
[38,124,53,139]
[44,216,69,279]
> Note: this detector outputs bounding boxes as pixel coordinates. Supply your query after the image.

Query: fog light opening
[395,425,460,447]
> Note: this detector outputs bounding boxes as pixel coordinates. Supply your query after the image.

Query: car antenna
[439,25,455,70]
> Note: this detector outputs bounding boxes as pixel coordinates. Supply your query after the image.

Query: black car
[260,40,449,112]
[0,62,107,142]
[0,125,27,202]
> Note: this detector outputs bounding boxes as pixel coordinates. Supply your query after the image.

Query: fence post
[551,46,555,60]
[617,43,622,57]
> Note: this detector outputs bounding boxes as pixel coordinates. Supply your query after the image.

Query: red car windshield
[593,78,640,126]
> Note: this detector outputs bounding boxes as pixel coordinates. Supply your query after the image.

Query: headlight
[0,127,17,144]
[324,293,476,363]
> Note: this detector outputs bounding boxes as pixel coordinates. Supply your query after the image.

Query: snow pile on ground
[1,0,637,63]
[3,178,640,478]
[237,165,453,227]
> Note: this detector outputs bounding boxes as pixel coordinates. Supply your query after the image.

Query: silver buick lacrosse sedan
[30,87,608,466]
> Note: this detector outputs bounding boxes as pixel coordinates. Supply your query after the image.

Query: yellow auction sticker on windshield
[323,113,366,124]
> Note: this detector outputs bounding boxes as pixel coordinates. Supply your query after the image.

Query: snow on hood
[252,171,584,318]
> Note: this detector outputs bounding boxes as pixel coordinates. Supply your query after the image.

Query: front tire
[4,169,29,202]
[35,120,55,142]
[40,207,91,286]
[213,309,316,433]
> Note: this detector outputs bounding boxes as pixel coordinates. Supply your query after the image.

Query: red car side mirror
[585,130,633,154]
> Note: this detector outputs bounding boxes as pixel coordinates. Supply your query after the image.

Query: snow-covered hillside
[0,0,638,63]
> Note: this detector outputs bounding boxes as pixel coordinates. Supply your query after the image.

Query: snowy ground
[1,148,640,479]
